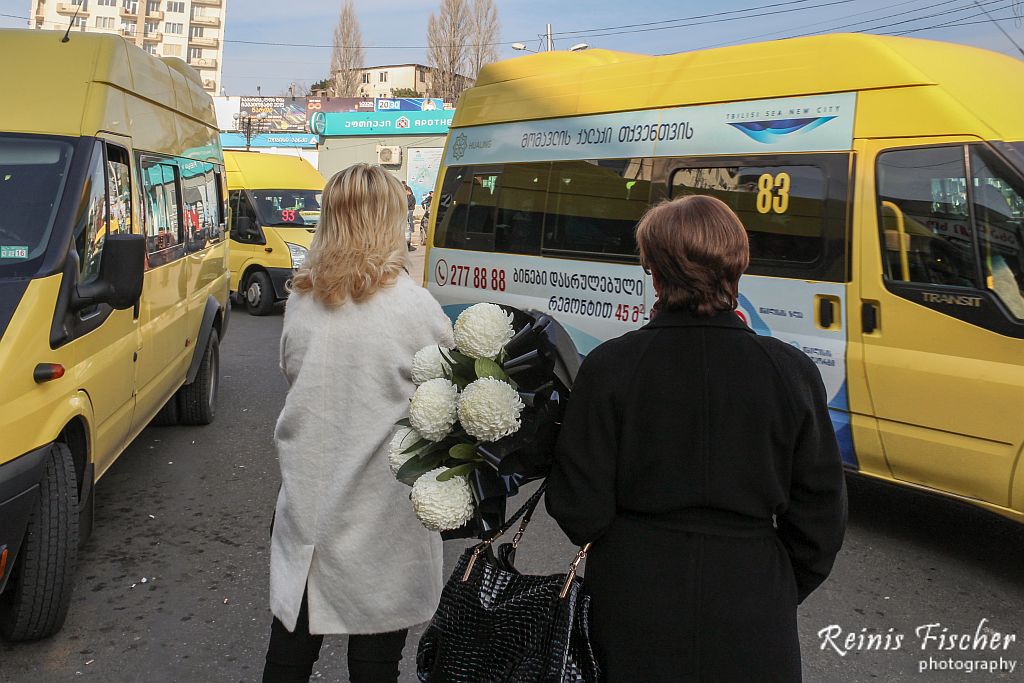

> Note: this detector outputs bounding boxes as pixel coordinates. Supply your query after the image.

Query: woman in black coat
[545,195,847,682]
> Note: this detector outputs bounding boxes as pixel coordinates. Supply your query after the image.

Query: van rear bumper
[267,267,294,300]
[0,445,49,593]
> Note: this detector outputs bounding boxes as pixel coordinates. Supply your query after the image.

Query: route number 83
[756,172,791,214]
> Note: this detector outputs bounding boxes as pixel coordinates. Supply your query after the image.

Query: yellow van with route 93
[426,33,1024,526]
[225,151,324,315]
[0,30,229,641]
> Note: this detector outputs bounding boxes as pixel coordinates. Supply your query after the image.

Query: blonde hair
[290,163,408,306]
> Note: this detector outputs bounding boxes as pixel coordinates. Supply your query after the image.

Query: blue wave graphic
[729,116,836,144]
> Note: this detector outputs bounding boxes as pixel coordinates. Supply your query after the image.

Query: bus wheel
[177,329,219,426]
[151,395,179,426]
[0,443,79,642]
[244,271,275,316]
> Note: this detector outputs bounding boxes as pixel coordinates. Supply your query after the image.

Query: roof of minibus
[223,151,325,191]
[455,33,1024,141]
[0,29,217,138]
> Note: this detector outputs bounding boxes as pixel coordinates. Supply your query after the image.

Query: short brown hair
[635,195,749,316]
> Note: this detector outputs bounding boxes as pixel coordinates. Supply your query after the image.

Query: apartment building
[345,64,473,99]
[28,0,227,93]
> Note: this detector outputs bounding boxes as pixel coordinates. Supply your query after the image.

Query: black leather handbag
[416,486,600,682]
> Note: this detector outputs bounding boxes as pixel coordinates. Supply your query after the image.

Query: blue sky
[2,0,1023,94]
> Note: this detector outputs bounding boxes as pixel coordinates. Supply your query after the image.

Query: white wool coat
[269,273,455,635]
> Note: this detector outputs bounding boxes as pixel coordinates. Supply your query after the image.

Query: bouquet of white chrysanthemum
[389,303,531,532]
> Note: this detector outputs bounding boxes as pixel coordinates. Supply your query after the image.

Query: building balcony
[56,3,90,16]
[189,57,217,69]
[146,9,163,20]
[142,31,162,41]
[189,15,220,28]
[202,79,217,91]
[119,28,137,38]
[188,35,219,48]
[119,6,138,19]
[192,0,223,5]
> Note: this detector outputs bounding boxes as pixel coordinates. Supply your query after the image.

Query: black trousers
[262,591,409,683]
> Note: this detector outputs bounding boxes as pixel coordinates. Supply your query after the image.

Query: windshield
[0,135,73,273]
[249,189,321,227]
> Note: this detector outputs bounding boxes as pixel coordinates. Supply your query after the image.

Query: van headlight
[285,242,308,269]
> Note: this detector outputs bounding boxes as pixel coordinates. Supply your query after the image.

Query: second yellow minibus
[426,33,1024,525]
[225,151,324,315]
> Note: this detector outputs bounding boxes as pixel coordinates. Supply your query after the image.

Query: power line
[694,0,938,48]
[547,0,820,37]
[970,0,1024,54]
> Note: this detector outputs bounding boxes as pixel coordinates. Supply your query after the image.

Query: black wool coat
[546,307,847,683]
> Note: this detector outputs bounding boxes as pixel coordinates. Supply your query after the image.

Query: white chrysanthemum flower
[411,467,475,531]
[458,377,525,442]
[453,303,515,360]
[409,378,458,441]
[388,425,427,475]
[411,344,451,386]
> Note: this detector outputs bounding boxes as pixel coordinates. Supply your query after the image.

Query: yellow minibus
[224,151,324,315]
[426,33,1024,525]
[0,30,229,640]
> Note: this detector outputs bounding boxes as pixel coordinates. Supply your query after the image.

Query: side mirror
[73,233,145,311]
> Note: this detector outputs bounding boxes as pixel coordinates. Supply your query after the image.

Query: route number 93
[756,172,791,214]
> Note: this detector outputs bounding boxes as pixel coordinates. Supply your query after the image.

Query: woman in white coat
[262,164,454,682]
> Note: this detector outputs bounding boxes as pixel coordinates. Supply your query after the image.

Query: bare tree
[427,0,471,102]
[468,0,499,80]
[330,0,364,97]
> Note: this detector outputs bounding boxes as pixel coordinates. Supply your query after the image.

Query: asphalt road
[2,248,1023,682]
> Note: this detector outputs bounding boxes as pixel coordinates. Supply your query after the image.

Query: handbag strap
[461,484,546,582]
[485,483,547,544]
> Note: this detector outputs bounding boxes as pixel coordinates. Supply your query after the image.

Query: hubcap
[246,281,261,306]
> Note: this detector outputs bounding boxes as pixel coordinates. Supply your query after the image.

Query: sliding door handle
[862,301,880,334]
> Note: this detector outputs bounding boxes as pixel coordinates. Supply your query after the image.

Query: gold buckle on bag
[461,541,491,581]
[559,543,592,599]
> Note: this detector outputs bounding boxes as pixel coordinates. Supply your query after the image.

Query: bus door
[858,138,1024,507]
[69,138,140,474]
[669,154,855,466]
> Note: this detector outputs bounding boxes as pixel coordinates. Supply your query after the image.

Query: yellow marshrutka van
[426,34,1024,525]
[0,30,229,640]
[224,151,324,315]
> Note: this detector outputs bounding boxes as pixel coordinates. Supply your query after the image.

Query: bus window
[435,165,502,252]
[75,142,109,282]
[140,157,184,267]
[542,158,651,261]
[876,146,977,288]
[969,146,1024,318]
[671,162,827,267]
[494,162,548,255]
[106,145,132,241]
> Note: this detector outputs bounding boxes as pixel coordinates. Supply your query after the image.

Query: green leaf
[394,418,412,428]
[396,449,445,486]
[401,437,430,455]
[436,463,479,482]
[452,373,472,391]
[447,350,477,378]
[448,443,479,461]
[474,357,509,382]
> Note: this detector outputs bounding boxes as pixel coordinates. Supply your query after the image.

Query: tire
[177,328,219,426]
[151,395,179,426]
[0,443,79,642]
[243,271,275,316]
